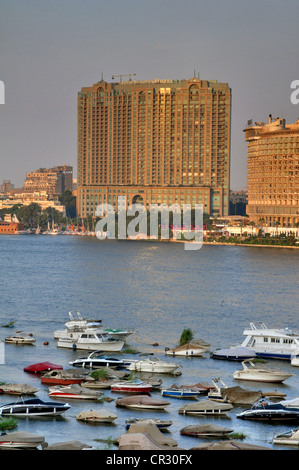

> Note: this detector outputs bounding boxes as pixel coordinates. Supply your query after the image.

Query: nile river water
[0,234,298,450]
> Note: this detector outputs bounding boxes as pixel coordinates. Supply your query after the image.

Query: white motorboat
[116,395,170,410]
[125,358,181,374]
[273,429,299,446]
[48,384,103,400]
[57,329,124,352]
[54,311,132,342]
[69,350,124,368]
[233,359,293,383]
[240,322,299,360]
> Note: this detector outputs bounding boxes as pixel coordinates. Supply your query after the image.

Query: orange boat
[41,370,85,385]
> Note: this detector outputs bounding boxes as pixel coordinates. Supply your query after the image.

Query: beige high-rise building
[23,165,73,198]
[244,115,299,227]
[77,76,231,218]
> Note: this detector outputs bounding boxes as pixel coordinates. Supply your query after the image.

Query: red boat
[111,380,152,394]
[41,370,85,385]
[24,362,63,374]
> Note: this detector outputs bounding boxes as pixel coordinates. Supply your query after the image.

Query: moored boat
[5,333,35,345]
[273,429,299,446]
[48,384,103,400]
[0,383,39,396]
[211,346,256,361]
[165,342,209,357]
[69,350,124,368]
[0,397,70,417]
[57,329,124,352]
[240,322,299,360]
[0,431,45,449]
[161,385,204,399]
[125,417,172,430]
[125,358,180,374]
[237,399,299,421]
[116,395,170,410]
[178,400,233,416]
[233,359,293,383]
[111,379,152,394]
[24,362,63,374]
[76,409,117,423]
[41,370,86,385]
[180,424,234,438]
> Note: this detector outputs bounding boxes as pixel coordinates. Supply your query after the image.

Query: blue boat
[161,387,205,399]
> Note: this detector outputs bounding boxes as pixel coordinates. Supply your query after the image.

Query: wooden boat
[41,370,86,385]
[233,359,293,383]
[24,362,63,373]
[0,383,39,396]
[116,395,170,410]
[180,424,234,438]
[48,384,103,400]
[0,431,45,449]
[125,417,172,430]
[178,400,233,416]
[111,379,152,394]
[0,398,70,417]
[165,342,209,357]
[5,333,35,345]
[76,409,117,423]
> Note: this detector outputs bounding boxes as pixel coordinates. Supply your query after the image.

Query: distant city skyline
[1,0,299,189]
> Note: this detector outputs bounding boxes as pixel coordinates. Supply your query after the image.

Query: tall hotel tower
[245,115,299,227]
[77,76,231,218]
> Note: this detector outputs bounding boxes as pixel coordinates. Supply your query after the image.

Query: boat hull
[161,390,200,399]
[57,339,124,352]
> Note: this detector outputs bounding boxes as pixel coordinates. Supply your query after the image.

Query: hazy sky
[1,0,299,189]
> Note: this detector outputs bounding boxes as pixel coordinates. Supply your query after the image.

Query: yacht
[240,322,299,360]
[54,311,132,341]
[57,329,124,352]
[233,359,293,383]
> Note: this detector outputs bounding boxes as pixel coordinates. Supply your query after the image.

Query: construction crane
[111,73,136,83]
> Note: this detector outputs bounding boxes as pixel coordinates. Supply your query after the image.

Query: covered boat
[76,409,117,423]
[111,379,152,394]
[69,350,124,369]
[126,423,178,448]
[273,428,299,446]
[180,424,234,438]
[116,395,170,410]
[0,383,39,396]
[0,431,45,449]
[24,362,63,373]
[165,342,209,357]
[125,417,172,430]
[233,359,293,383]
[208,378,262,405]
[237,399,299,421]
[41,369,86,385]
[0,398,70,417]
[178,400,233,416]
[48,384,103,400]
[211,346,256,361]
[125,358,180,374]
